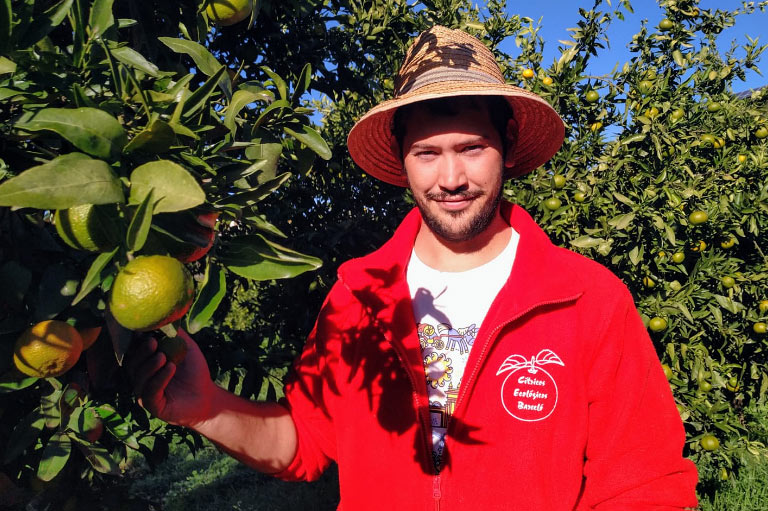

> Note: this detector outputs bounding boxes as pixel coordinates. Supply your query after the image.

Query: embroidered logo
[496,349,564,422]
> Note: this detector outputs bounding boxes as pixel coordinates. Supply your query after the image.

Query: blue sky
[501,1,768,92]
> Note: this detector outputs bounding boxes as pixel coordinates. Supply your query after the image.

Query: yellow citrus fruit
[205,0,254,26]
[54,204,120,252]
[688,210,708,225]
[649,317,667,332]
[109,255,195,331]
[542,76,553,86]
[522,68,535,79]
[157,336,188,365]
[589,121,603,132]
[759,300,768,313]
[13,320,84,378]
[700,434,720,451]
[754,322,767,334]
[78,326,102,350]
[551,174,566,189]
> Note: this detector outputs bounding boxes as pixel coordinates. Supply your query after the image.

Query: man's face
[401,102,512,243]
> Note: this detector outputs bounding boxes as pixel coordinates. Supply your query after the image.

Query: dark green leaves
[0,153,124,209]
[284,122,332,160]
[220,234,322,280]
[15,107,127,159]
[129,160,205,213]
[186,262,227,334]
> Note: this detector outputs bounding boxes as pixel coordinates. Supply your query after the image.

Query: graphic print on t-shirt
[418,321,478,469]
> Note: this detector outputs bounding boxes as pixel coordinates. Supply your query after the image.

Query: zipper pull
[433,474,442,503]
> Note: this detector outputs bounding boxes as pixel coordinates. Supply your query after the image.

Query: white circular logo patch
[497,349,564,422]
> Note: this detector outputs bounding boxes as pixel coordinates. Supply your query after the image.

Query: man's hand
[126,329,216,428]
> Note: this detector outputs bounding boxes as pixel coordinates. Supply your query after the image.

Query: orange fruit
[109,255,195,331]
[13,320,84,378]
[205,0,254,26]
[542,76,553,86]
[78,326,102,350]
[522,68,535,79]
[54,204,120,252]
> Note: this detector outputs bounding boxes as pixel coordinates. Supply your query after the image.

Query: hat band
[397,67,503,95]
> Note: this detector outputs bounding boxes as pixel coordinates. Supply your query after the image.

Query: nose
[437,154,468,192]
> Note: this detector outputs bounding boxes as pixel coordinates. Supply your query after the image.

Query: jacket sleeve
[271,286,349,482]
[577,289,699,510]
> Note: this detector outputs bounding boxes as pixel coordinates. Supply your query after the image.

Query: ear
[504,118,519,168]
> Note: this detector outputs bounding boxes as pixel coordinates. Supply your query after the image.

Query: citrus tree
[0,0,329,504]
[497,0,768,495]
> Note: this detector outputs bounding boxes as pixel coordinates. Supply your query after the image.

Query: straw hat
[347,25,565,187]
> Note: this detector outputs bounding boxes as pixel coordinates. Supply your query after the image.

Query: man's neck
[413,210,511,272]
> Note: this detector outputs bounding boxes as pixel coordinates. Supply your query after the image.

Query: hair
[391,95,516,159]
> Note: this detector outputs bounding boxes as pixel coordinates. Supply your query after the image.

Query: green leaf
[284,122,332,160]
[262,66,288,100]
[129,160,205,213]
[244,134,283,181]
[0,374,38,394]
[18,0,74,48]
[224,90,268,134]
[88,0,115,39]
[253,99,290,128]
[0,56,15,75]
[607,212,635,230]
[291,63,312,105]
[72,247,118,306]
[96,404,139,449]
[714,295,744,315]
[110,45,161,77]
[181,65,227,119]
[0,153,124,209]
[569,235,604,249]
[15,107,127,159]
[37,432,72,482]
[123,119,176,154]
[78,442,121,475]
[2,408,44,462]
[186,262,226,334]
[158,37,231,99]
[126,189,154,252]
[158,37,223,77]
[220,234,322,280]
[215,172,291,208]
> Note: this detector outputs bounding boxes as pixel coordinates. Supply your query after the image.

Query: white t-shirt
[407,229,519,470]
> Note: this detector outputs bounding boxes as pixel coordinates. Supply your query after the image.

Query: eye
[462,144,485,154]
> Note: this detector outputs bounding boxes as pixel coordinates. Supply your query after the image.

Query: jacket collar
[338,201,584,323]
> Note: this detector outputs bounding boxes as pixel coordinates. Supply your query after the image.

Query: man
[129,26,699,509]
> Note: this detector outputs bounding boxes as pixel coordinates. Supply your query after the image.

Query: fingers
[139,362,177,416]
[126,335,167,399]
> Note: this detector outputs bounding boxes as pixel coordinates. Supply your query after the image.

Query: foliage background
[1,0,767,508]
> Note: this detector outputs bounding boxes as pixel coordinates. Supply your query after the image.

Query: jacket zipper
[443,295,582,454]
[433,474,441,510]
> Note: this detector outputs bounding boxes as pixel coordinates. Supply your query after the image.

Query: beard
[411,181,503,243]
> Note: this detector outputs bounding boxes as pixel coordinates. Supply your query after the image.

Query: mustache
[424,190,485,201]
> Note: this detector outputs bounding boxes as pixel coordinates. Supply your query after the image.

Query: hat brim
[347,82,565,187]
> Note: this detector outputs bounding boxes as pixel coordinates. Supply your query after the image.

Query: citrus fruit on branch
[144,211,219,263]
[109,255,195,331]
[205,0,255,26]
[54,204,121,252]
[13,320,84,378]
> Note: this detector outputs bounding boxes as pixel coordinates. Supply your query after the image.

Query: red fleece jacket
[276,203,698,510]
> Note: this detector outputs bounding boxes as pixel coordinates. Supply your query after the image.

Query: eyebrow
[408,135,491,151]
